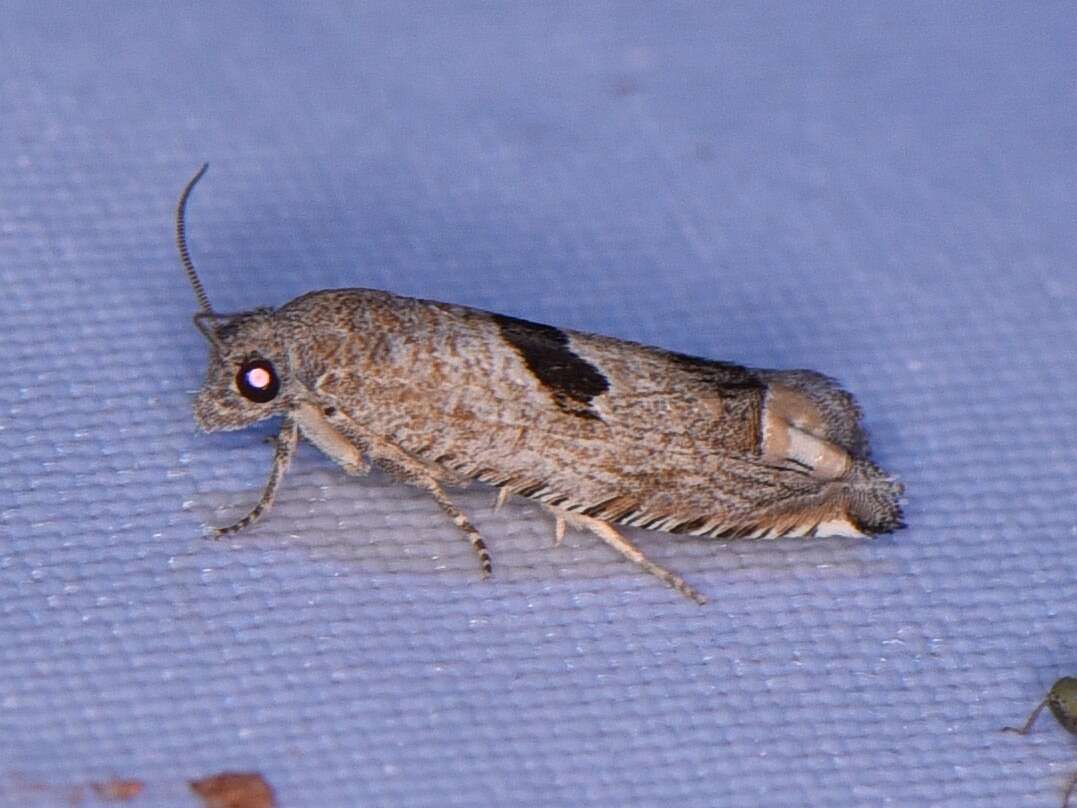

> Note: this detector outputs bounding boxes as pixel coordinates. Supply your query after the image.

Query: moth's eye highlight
[235,359,280,403]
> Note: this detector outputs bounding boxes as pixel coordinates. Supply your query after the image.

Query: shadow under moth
[178,165,903,604]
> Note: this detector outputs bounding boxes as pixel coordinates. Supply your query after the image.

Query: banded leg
[296,402,493,578]
[376,458,493,579]
[421,479,493,578]
[1065,772,1077,808]
[545,507,706,605]
[213,416,298,536]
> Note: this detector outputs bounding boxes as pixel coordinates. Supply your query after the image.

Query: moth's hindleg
[544,507,706,605]
[1064,772,1077,808]
[213,416,298,537]
[552,514,566,546]
[494,487,511,512]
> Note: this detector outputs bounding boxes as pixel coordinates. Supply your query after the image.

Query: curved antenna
[175,163,215,315]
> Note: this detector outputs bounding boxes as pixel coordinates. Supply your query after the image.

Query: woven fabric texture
[2,3,1075,806]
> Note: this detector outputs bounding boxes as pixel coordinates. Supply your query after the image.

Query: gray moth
[178,165,903,604]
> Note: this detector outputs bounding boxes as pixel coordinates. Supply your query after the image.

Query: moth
[1004,677,1077,808]
[178,165,903,604]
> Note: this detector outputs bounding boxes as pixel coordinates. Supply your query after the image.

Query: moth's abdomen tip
[849,499,905,536]
[840,461,905,536]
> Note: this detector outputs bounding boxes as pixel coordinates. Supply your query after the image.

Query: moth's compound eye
[236,358,280,403]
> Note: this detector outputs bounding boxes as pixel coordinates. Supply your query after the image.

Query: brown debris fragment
[90,778,144,802]
[189,772,276,808]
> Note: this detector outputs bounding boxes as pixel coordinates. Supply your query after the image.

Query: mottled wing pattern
[299,292,901,540]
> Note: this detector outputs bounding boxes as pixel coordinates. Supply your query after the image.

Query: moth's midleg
[300,406,493,577]
[214,416,299,536]
[419,479,493,578]
[546,507,706,605]
[383,464,493,577]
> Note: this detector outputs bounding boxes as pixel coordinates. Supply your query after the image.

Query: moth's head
[174,164,296,432]
[193,310,294,431]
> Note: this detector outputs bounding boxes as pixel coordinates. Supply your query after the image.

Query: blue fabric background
[2,3,1075,806]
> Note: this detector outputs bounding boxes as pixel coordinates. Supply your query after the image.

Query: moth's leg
[552,514,567,546]
[421,476,493,579]
[380,459,492,578]
[293,402,370,477]
[1002,697,1049,735]
[544,507,706,605]
[1064,772,1077,808]
[494,487,511,512]
[295,401,492,577]
[492,489,569,544]
[213,416,298,537]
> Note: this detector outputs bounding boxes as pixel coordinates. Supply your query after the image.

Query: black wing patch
[492,313,610,420]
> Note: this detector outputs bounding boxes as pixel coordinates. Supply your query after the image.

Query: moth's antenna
[176,163,214,315]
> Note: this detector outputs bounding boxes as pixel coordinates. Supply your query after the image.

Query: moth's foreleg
[545,507,706,605]
[295,402,371,477]
[213,416,298,537]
